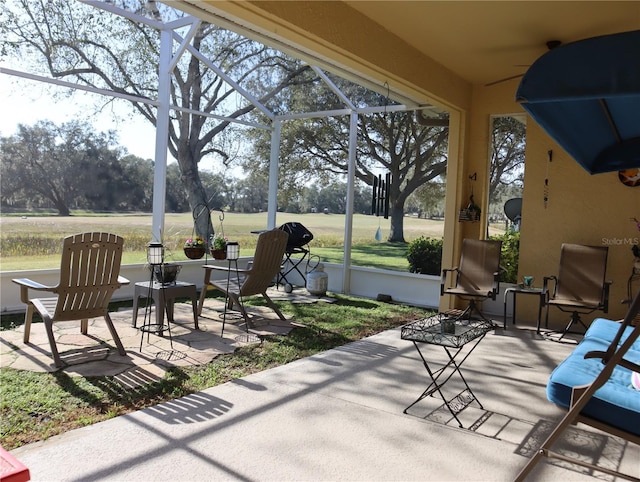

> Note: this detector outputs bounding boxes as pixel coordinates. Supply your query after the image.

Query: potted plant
[184,235,206,259]
[210,234,228,260]
[458,194,481,222]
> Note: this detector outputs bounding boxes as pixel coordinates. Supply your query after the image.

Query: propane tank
[306,262,328,296]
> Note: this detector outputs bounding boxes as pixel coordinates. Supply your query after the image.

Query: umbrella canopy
[516,30,640,174]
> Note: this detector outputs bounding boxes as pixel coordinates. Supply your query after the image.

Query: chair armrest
[584,350,640,373]
[491,271,500,300]
[12,278,55,304]
[542,276,557,297]
[117,276,130,286]
[440,267,459,296]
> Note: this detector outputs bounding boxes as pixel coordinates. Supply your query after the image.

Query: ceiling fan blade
[485,73,525,87]
[485,40,560,87]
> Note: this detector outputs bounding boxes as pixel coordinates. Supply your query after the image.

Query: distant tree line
[0,120,372,216]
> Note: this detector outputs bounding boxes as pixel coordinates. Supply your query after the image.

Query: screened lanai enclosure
[0,0,451,293]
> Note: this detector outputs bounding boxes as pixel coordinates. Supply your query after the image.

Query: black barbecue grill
[277,222,314,292]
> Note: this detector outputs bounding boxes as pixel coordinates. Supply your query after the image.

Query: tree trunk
[49,189,70,216]
[56,204,71,216]
[388,202,406,242]
[179,153,215,243]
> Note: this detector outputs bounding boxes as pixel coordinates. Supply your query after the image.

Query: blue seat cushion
[546,318,640,436]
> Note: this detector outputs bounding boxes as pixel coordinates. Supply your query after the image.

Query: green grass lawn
[0,212,448,271]
[314,243,410,271]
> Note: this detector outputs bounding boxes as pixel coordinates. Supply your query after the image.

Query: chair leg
[451,299,489,323]
[23,303,34,343]
[197,285,209,316]
[262,291,287,320]
[103,313,126,356]
[197,268,212,316]
[42,314,63,368]
[228,292,253,331]
[545,304,551,330]
[558,311,588,341]
[80,319,88,334]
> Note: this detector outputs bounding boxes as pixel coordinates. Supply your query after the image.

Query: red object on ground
[0,447,30,482]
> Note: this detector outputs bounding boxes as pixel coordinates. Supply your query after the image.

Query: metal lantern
[147,242,164,266]
[226,241,239,260]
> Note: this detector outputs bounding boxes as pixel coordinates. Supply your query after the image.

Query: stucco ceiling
[344,1,640,86]
[182,1,639,89]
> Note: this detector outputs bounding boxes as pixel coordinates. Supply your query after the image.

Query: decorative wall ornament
[544,150,552,208]
[619,168,640,187]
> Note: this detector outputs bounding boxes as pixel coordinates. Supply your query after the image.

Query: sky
[0,70,254,178]
[1,70,163,162]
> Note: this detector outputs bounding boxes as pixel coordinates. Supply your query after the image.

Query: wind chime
[371,172,391,219]
[372,82,392,241]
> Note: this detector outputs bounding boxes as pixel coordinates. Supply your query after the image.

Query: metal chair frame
[440,238,502,323]
[542,243,611,340]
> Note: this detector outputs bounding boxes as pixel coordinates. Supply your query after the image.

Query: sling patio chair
[12,232,128,368]
[440,238,502,323]
[198,228,289,336]
[542,243,611,340]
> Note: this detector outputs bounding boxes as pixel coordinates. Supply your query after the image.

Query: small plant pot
[184,246,206,259]
[442,319,456,335]
[211,248,227,260]
[151,263,182,284]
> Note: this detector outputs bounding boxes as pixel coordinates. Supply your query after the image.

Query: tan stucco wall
[519,122,640,324]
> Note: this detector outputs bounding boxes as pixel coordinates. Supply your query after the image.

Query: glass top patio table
[401,314,494,427]
[401,315,494,347]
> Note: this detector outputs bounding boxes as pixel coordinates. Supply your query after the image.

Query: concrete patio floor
[2,296,638,481]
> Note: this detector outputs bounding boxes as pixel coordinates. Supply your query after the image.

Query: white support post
[151,28,172,243]
[267,119,281,230]
[343,111,358,294]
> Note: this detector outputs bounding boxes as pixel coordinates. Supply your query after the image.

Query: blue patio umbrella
[516,30,640,175]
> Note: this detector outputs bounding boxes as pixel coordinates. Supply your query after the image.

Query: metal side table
[401,315,494,428]
[503,286,545,331]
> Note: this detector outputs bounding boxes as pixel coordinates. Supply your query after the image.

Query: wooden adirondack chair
[198,229,288,336]
[12,232,129,367]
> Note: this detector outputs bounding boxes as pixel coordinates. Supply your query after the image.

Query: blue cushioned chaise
[546,317,640,436]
